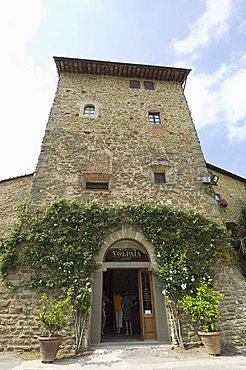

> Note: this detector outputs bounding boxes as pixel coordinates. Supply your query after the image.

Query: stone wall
[209,167,246,224]
[30,73,220,220]
[0,274,40,352]
[215,266,246,347]
[209,167,246,275]
[0,175,33,238]
[0,275,74,353]
[0,70,245,352]
[0,174,36,352]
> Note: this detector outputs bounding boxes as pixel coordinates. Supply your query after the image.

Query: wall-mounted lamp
[210,175,219,185]
[202,175,219,185]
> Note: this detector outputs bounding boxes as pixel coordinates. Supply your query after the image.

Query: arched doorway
[90,226,170,345]
[102,240,156,342]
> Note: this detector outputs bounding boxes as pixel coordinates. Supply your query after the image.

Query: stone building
[207,163,246,225]
[207,163,246,275]
[0,57,245,351]
[0,174,33,239]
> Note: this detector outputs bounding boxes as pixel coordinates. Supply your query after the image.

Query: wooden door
[138,269,157,340]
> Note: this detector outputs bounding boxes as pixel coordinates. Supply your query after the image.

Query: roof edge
[53,56,191,84]
[0,173,34,184]
[206,163,246,183]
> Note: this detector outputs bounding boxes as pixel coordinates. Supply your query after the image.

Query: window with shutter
[144,81,154,90]
[130,80,140,89]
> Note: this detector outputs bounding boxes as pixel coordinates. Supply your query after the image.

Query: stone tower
[17,58,246,347]
[0,58,245,352]
[30,57,219,219]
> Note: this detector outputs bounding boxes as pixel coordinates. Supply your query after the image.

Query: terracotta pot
[198,331,222,355]
[38,336,62,363]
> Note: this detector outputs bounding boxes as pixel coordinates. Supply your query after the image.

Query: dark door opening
[102,269,141,342]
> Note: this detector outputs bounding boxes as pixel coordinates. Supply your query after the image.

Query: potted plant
[179,282,224,355]
[38,290,73,363]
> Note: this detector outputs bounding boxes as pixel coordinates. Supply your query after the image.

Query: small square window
[144,81,154,90]
[86,182,109,190]
[154,173,165,184]
[79,101,99,118]
[130,80,140,89]
[84,105,95,116]
[149,112,161,124]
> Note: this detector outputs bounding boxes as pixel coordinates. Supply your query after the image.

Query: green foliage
[122,204,229,299]
[240,207,246,235]
[0,199,28,276]
[0,199,231,351]
[178,282,224,332]
[39,289,73,337]
[0,199,229,316]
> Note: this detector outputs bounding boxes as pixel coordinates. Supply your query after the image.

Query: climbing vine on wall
[0,199,231,350]
[1,198,231,298]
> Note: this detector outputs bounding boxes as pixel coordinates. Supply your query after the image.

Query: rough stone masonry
[0,58,245,352]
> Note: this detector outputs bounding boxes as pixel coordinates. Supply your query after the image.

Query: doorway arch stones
[95,224,157,270]
[90,224,170,344]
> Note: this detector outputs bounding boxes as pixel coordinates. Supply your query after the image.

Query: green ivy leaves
[1,199,229,302]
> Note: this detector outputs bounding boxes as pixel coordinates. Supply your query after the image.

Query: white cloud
[185,61,246,142]
[173,0,232,56]
[228,125,246,141]
[0,1,57,180]
[237,19,246,34]
[220,68,246,123]
[0,0,46,54]
[173,0,246,143]
[185,68,223,128]
[221,68,246,141]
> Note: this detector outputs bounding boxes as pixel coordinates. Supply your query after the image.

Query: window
[150,160,176,185]
[83,172,111,190]
[83,105,95,116]
[154,173,165,184]
[86,182,109,190]
[148,112,161,124]
[130,80,140,89]
[144,81,154,90]
[79,101,99,118]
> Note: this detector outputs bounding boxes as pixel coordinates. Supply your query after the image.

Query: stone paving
[1,344,245,370]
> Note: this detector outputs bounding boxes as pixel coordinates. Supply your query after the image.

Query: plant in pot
[179,282,224,355]
[38,290,73,363]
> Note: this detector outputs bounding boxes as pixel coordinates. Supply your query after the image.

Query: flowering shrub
[39,289,72,337]
[178,282,224,332]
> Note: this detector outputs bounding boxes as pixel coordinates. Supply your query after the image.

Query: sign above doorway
[105,240,149,262]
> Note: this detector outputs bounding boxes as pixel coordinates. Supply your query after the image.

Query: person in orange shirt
[113,290,123,334]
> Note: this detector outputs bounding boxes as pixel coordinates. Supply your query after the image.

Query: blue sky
[0,0,245,180]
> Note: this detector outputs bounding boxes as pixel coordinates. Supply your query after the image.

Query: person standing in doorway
[113,290,123,334]
[101,297,106,337]
[102,291,112,335]
[122,291,133,335]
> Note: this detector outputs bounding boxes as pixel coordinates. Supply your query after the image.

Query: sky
[0,0,245,181]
